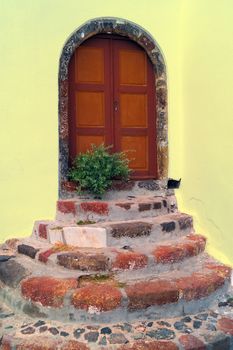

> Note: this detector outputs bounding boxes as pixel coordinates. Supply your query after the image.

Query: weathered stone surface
[113,251,148,270]
[110,222,152,238]
[57,200,76,214]
[57,252,109,271]
[138,180,160,191]
[146,328,175,340]
[176,271,225,301]
[0,259,28,287]
[60,341,90,350]
[153,202,162,209]
[21,276,78,307]
[119,341,178,350]
[116,203,132,210]
[217,317,233,335]
[73,328,85,339]
[125,280,179,310]
[72,284,122,311]
[110,180,134,191]
[178,216,193,230]
[80,202,109,215]
[179,334,206,350]
[84,331,99,342]
[21,326,35,334]
[160,221,175,232]
[18,244,39,259]
[109,333,128,344]
[138,203,151,211]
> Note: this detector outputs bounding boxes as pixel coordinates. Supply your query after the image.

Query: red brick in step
[1,339,11,350]
[176,271,225,301]
[57,200,76,214]
[38,223,48,240]
[125,280,179,310]
[38,249,54,263]
[154,234,206,264]
[113,251,148,270]
[119,340,178,350]
[72,284,122,311]
[205,263,231,278]
[80,202,109,215]
[217,317,233,335]
[179,335,206,350]
[21,276,78,307]
[60,340,90,350]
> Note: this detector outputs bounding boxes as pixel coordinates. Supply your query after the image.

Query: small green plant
[69,144,131,197]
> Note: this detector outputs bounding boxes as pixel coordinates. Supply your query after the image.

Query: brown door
[68,35,157,179]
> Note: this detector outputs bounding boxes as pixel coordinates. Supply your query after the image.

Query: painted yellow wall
[0,0,232,265]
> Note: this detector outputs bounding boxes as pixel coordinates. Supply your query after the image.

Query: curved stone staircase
[0,183,232,349]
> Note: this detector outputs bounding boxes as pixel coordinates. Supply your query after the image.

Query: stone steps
[0,259,230,325]
[32,212,193,248]
[56,195,177,224]
[29,234,206,276]
[1,295,233,350]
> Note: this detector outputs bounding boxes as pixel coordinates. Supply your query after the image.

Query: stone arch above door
[59,17,168,197]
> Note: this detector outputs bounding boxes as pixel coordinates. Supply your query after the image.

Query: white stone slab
[48,228,64,245]
[62,226,107,248]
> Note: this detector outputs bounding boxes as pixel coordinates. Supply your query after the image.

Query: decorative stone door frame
[58,17,168,197]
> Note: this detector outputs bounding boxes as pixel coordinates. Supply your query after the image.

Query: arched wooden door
[68,34,157,179]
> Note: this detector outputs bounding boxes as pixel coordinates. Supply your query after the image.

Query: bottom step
[1,291,233,350]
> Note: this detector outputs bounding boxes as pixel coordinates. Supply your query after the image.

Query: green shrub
[69,144,131,197]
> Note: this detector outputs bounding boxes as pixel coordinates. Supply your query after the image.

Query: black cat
[167,178,181,189]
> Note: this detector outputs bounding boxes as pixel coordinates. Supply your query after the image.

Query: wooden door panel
[119,50,147,85]
[77,135,105,153]
[75,91,105,127]
[121,136,148,170]
[113,38,156,178]
[69,37,112,160]
[120,93,148,127]
[75,47,104,84]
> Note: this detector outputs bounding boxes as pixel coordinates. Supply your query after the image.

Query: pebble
[181,316,192,323]
[147,328,175,340]
[101,327,112,335]
[109,333,128,344]
[147,322,153,327]
[60,331,69,337]
[206,323,217,331]
[74,328,85,339]
[193,320,202,329]
[195,313,208,321]
[39,325,48,333]
[84,331,99,343]
[183,328,193,334]
[209,311,218,318]
[122,323,132,332]
[49,327,59,335]
[157,320,171,327]
[0,313,14,319]
[5,326,13,329]
[218,301,228,307]
[174,321,186,330]
[34,320,46,328]
[21,326,35,335]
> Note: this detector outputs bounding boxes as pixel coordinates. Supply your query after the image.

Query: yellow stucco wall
[0,0,232,265]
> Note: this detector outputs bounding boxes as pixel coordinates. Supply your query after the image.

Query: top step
[56,194,178,223]
[60,179,174,200]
